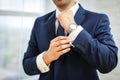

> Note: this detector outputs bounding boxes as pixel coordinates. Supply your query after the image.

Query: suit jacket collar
[46,12,56,40]
[74,4,85,26]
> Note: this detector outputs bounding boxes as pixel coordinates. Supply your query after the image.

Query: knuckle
[63,50,66,53]
[56,37,59,40]
[61,45,65,49]
[50,40,54,44]
[59,45,62,49]
[50,42,55,48]
[59,40,62,44]
[58,36,62,39]
[55,41,58,45]
[60,51,64,55]
[56,37,60,41]
[58,41,61,45]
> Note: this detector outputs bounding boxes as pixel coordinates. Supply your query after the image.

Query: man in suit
[23,0,118,80]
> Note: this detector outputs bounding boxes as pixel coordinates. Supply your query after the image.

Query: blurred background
[0,0,119,80]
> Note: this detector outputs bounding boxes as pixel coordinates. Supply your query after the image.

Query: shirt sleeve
[68,25,83,43]
[36,51,50,73]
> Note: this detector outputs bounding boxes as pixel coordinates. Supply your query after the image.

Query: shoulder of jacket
[85,10,108,18]
[36,11,55,21]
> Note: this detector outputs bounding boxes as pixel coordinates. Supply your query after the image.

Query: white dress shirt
[36,3,83,73]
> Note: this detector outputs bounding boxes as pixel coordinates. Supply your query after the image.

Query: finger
[58,48,71,55]
[50,39,70,49]
[51,36,69,43]
[56,44,71,52]
[55,39,71,47]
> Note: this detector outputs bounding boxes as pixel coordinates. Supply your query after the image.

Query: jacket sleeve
[22,18,42,75]
[72,14,118,73]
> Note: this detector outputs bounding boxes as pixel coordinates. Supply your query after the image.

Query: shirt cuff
[68,25,83,43]
[36,51,50,73]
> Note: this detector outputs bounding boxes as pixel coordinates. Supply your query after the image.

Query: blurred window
[0,0,49,79]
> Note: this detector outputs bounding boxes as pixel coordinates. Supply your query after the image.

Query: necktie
[56,22,65,36]
[54,22,65,80]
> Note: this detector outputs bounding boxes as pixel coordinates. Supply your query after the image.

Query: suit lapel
[46,11,56,40]
[74,4,85,26]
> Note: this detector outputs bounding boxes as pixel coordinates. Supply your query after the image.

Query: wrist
[43,51,52,65]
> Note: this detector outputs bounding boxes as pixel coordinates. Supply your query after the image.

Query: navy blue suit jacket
[23,5,118,80]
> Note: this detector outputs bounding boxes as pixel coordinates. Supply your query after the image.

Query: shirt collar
[56,3,79,17]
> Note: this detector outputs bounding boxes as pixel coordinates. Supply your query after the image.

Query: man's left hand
[57,10,76,31]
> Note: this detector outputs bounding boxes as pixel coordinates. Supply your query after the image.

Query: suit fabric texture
[23,4,118,80]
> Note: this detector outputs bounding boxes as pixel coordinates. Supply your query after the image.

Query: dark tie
[56,22,65,36]
[54,22,65,80]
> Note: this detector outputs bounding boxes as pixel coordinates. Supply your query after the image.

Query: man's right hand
[43,36,71,65]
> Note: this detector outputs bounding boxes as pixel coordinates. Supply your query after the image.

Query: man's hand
[43,36,71,65]
[57,10,76,31]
